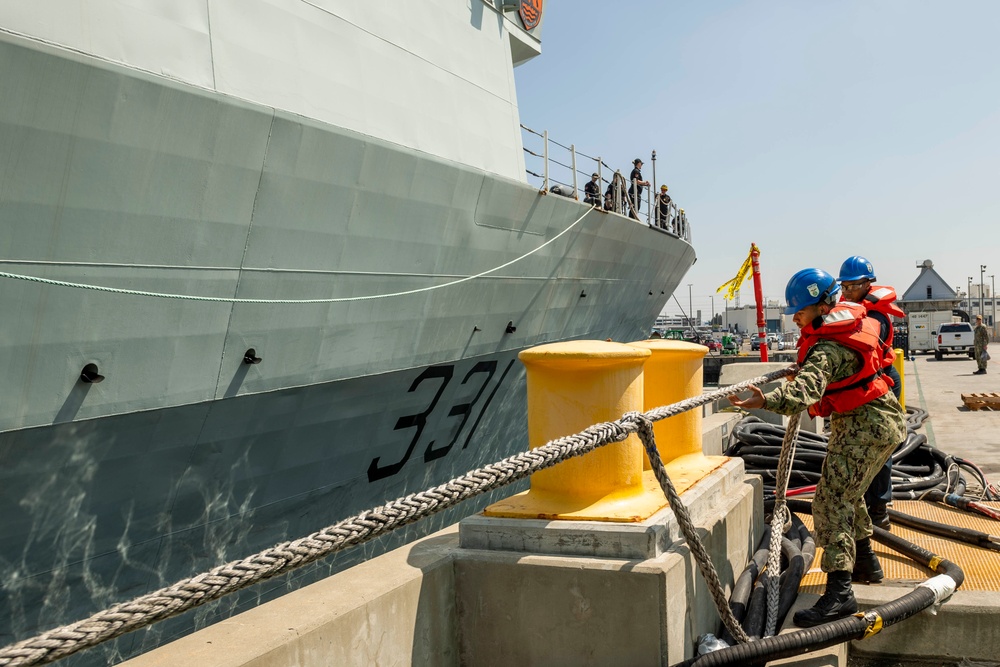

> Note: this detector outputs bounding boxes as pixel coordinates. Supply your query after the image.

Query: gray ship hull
[0,27,696,664]
[2,350,529,662]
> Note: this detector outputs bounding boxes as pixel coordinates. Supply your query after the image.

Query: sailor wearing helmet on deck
[656,184,672,230]
[837,255,905,535]
[728,268,906,628]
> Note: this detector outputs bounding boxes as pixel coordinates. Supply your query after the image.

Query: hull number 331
[367,359,515,482]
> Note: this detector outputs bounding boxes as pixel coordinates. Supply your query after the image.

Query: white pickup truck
[933,322,976,360]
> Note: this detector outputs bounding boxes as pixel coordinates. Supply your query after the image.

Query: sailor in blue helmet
[838,255,905,537]
[728,268,906,627]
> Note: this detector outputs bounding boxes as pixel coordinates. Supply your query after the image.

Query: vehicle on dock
[933,322,976,360]
[0,2,697,662]
[909,310,957,353]
[662,328,691,341]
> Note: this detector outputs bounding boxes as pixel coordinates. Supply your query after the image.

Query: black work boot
[852,537,884,584]
[869,503,891,531]
[793,570,858,628]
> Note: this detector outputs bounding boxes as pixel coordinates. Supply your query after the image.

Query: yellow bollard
[893,348,906,411]
[628,339,730,491]
[484,340,670,522]
[627,340,706,465]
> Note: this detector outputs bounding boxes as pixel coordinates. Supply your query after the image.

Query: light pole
[981,265,987,320]
[956,286,963,308]
[650,150,656,203]
[687,283,693,327]
[710,295,715,328]
[992,274,997,334]
[968,277,973,316]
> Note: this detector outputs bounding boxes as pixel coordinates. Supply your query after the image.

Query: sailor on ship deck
[584,173,601,206]
[628,158,649,219]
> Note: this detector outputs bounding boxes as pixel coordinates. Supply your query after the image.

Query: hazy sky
[513,0,1000,320]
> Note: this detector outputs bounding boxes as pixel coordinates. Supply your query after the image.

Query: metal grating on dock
[796,500,1000,592]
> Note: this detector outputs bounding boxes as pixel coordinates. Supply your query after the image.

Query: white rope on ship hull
[0,205,601,304]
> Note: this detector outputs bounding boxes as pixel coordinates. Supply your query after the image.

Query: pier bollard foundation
[459,339,762,664]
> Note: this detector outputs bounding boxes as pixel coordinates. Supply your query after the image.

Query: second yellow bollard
[628,339,731,497]
[627,340,706,466]
[893,347,906,410]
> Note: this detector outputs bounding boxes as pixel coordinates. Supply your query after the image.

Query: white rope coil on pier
[0,367,795,667]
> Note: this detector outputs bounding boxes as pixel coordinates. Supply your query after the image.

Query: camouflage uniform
[974,322,989,372]
[763,340,906,573]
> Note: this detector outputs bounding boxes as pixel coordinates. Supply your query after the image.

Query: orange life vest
[796,302,891,418]
[860,285,904,368]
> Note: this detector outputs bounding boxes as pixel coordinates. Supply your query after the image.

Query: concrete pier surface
[115,354,1000,667]
[903,353,1000,473]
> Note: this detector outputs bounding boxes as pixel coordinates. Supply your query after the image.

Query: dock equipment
[961,392,1000,411]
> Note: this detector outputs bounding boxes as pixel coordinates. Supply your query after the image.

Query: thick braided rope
[632,413,752,645]
[764,411,802,637]
[0,366,794,667]
[0,420,630,667]
[628,367,795,432]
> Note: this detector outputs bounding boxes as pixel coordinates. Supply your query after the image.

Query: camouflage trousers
[975,342,988,371]
[813,418,899,573]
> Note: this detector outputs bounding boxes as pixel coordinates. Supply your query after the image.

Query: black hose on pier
[886,508,1000,551]
[672,498,964,667]
[719,515,814,645]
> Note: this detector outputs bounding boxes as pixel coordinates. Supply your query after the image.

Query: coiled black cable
[725,408,968,502]
[719,514,815,645]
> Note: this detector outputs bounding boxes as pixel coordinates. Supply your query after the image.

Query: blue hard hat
[784,268,841,315]
[837,255,876,282]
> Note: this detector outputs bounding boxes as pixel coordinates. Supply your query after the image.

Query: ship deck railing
[520,123,691,243]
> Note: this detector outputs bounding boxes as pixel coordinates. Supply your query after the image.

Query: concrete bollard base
[462,456,754,560]
[456,457,763,665]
